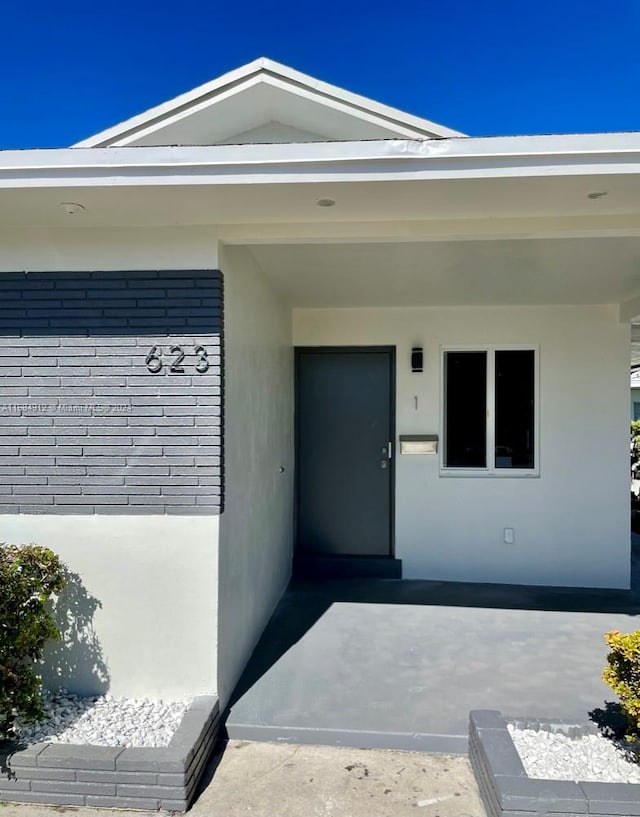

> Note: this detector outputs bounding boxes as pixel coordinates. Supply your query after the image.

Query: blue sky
[1,0,639,148]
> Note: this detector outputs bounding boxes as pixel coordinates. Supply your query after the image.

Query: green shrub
[632,422,640,478]
[603,629,640,740]
[0,544,66,741]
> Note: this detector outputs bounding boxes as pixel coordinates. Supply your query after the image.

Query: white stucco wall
[0,226,220,272]
[2,516,219,699]
[217,245,294,705]
[294,305,630,589]
[0,226,221,698]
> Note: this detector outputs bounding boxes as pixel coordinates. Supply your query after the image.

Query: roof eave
[2,133,640,190]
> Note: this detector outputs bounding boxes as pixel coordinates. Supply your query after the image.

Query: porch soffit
[247,236,640,310]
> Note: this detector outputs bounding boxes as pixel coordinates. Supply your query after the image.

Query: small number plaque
[145,345,210,374]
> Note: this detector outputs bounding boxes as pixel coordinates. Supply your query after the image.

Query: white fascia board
[86,73,443,149]
[96,74,267,148]
[250,75,459,140]
[255,59,465,139]
[73,57,464,147]
[2,133,640,189]
[73,59,269,147]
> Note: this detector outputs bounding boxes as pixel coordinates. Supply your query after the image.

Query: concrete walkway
[226,571,640,751]
[191,741,485,817]
[0,742,485,817]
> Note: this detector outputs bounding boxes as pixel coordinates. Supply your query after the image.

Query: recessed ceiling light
[587,191,608,200]
[316,198,336,207]
[60,202,86,215]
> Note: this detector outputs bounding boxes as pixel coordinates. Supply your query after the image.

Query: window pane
[444,351,487,468]
[495,350,535,469]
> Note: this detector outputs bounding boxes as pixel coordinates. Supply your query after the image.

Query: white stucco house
[1,58,638,704]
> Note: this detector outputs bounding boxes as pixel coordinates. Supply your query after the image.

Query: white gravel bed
[508,723,640,784]
[17,690,191,748]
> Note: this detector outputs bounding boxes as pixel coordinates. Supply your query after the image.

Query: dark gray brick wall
[0,270,223,514]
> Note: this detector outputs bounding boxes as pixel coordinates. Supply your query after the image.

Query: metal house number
[145,345,210,374]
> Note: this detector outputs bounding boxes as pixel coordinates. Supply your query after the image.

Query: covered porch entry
[225,220,635,591]
[222,208,640,745]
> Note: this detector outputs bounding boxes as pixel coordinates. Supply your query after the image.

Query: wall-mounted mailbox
[399,434,438,455]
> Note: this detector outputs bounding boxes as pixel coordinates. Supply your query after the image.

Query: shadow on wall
[40,568,110,696]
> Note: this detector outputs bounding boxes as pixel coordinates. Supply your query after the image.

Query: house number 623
[145,345,210,374]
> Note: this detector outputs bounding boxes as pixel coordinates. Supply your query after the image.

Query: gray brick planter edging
[469,709,640,817]
[0,695,219,811]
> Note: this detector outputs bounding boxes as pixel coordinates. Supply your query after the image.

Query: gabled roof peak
[74,58,464,148]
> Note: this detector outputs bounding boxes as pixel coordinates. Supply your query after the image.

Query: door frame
[294,345,397,559]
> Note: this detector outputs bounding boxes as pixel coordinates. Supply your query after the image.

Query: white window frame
[439,344,540,478]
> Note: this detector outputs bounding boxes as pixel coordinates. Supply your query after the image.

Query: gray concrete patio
[225,539,640,752]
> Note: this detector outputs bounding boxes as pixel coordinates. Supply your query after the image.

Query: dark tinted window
[444,351,487,468]
[495,350,535,469]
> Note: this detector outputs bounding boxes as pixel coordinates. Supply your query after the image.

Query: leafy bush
[603,629,640,740]
[0,544,66,741]
[631,421,640,481]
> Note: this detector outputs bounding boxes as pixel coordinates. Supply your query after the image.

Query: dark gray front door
[295,347,394,558]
